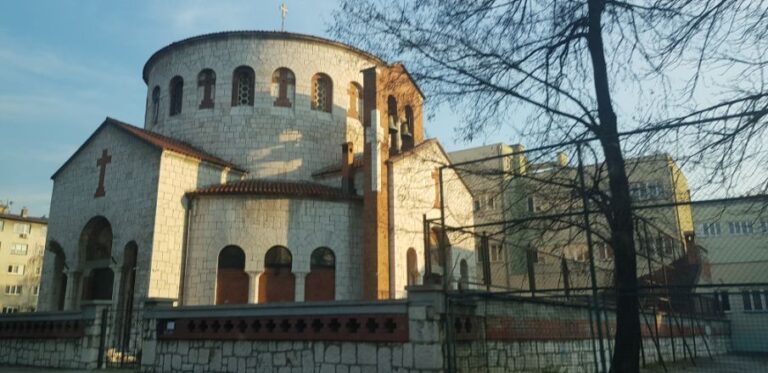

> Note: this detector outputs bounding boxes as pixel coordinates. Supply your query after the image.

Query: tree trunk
[586,0,641,371]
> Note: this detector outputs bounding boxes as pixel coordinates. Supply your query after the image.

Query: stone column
[294,271,308,302]
[65,269,82,311]
[246,271,261,304]
[110,264,124,309]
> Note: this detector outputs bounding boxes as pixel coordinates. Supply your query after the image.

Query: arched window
[216,245,248,305]
[150,86,160,125]
[311,73,333,113]
[406,248,419,286]
[306,247,336,302]
[387,96,399,154]
[259,246,295,303]
[169,76,184,116]
[232,66,255,106]
[348,82,363,121]
[116,241,138,345]
[401,105,415,151]
[197,69,216,109]
[272,67,295,108]
[78,216,114,302]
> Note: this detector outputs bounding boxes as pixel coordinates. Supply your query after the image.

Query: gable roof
[51,117,246,179]
[188,179,360,201]
[387,139,474,197]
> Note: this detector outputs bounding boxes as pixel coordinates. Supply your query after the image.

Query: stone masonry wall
[41,125,162,311]
[182,195,363,305]
[390,142,477,298]
[0,304,110,370]
[148,151,240,300]
[452,296,731,372]
[144,35,373,182]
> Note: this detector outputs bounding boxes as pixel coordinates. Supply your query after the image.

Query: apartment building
[0,205,47,313]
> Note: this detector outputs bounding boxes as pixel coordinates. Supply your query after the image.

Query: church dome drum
[142,31,384,181]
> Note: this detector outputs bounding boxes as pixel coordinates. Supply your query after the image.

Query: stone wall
[389,141,477,298]
[140,293,443,373]
[41,125,162,311]
[144,34,376,180]
[451,295,731,372]
[0,303,109,370]
[182,195,363,305]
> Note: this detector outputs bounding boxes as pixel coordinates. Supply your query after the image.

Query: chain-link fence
[432,130,768,372]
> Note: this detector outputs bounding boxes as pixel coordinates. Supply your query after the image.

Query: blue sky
[0,0,494,217]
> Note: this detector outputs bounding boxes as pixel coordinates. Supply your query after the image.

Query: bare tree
[332,1,768,371]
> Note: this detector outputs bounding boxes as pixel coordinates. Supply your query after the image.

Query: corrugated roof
[189,179,360,200]
[51,117,246,179]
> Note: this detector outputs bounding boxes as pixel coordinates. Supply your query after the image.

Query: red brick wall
[305,269,335,302]
[258,269,295,303]
[215,269,249,305]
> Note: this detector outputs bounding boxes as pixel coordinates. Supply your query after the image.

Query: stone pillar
[294,271,307,302]
[246,271,261,304]
[65,270,82,311]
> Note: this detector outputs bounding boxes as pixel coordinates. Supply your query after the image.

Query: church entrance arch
[305,247,335,302]
[79,216,114,302]
[215,246,249,305]
[258,246,295,303]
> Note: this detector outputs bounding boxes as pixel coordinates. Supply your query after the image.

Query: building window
[311,73,333,113]
[197,69,216,109]
[474,199,482,212]
[699,222,722,237]
[742,290,767,311]
[527,197,537,213]
[596,243,612,261]
[406,248,419,286]
[753,291,764,311]
[629,181,663,201]
[347,82,363,120]
[5,285,22,295]
[169,76,184,116]
[490,244,503,262]
[762,220,768,234]
[150,86,160,124]
[11,243,28,255]
[41,226,47,237]
[729,221,754,235]
[272,68,296,108]
[32,286,39,296]
[232,66,255,106]
[7,265,24,275]
[35,266,41,275]
[487,196,496,209]
[14,223,31,235]
[1,306,19,314]
[717,291,731,312]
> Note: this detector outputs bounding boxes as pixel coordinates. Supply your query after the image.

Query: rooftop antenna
[280,1,288,32]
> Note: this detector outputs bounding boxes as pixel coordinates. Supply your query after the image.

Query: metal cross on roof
[280,1,288,31]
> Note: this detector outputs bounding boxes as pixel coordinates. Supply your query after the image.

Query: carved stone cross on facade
[198,71,216,109]
[94,149,111,198]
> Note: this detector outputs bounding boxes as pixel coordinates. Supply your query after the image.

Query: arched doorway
[116,242,138,348]
[215,246,249,305]
[305,247,335,302]
[258,246,295,303]
[79,216,114,302]
[48,241,68,311]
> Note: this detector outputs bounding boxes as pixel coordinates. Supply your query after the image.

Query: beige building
[692,196,768,352]
[449,145,694,291]
[0,205,47,313]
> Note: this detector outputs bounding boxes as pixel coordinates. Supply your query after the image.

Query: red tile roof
[312,157,365,177]
[52,117,246,179]
[109,118,246,172]
[189,179,360,200]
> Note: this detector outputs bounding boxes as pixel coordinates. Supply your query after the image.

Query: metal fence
[431,129,768,372]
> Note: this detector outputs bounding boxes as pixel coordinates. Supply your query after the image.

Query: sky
[0,0,496,217]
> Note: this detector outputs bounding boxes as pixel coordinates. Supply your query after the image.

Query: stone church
[37,31,476,326]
